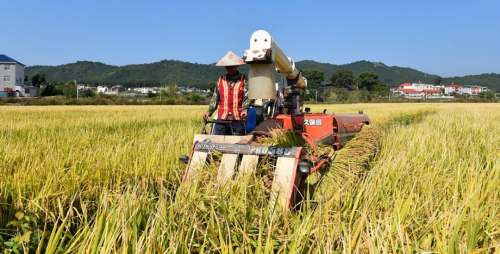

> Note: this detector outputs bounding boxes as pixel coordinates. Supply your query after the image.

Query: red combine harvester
[181,30,370,211]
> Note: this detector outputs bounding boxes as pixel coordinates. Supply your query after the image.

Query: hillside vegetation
[26,60,500,90]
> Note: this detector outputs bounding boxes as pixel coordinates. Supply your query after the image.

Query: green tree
[207,81,217,93]
[325,88,349,103]
[372,81,389,96]
[81,89,96,98]
[41,84,64,96]
[165,83,180,97]
[62,82,77,98]
[355,71,388,97]
[347,90,372,103]
[147,90,156,98]
[479,90,495,100]
[435,76,442,85]
[300,69,324,101]
[330,69,355,89]
[37,73,45,86]
[356,71,380,91]
[31,73,46,87]
[301,69,324,90]
[189,93,201,102]
[359,90,372,102]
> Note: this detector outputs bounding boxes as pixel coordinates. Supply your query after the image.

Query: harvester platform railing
[181,134,306,211]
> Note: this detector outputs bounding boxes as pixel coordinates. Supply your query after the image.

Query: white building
[97,85,119,95]
[444,84,462,94]
[412,83,435,92]
[133,87,157,94]
[97,85,108,93]
[461,85,489,96]
[461,86,471,95]
[1,54,25,95]
[15,85,40,97]
[0,54,41,97]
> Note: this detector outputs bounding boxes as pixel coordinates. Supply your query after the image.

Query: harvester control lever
[309,151,334,175]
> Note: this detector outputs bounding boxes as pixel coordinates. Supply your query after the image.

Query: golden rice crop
[0,103,499,253]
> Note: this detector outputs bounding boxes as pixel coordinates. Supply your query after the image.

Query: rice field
[1,103,499,253]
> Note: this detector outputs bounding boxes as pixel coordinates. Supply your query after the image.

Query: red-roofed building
[397,88,444,98]
[397,88,418,93]
[444,84,462,94]
[413,83,437,91]
[423,89,443,97]
[397,88,423,98]
[399,83,413,89]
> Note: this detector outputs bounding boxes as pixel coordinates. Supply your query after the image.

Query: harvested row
[312,124,384,199]
[312,108,436,201]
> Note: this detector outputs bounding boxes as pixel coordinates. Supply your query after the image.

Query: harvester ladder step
[186,151,208,180]
[186,134,247,182]
[217,154,259,185]
[271,157,297,210]
[217,154,239,184]
[239,155,259,175]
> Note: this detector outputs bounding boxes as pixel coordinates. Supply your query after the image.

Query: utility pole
[75,79,78,104]
[356,82,359,103]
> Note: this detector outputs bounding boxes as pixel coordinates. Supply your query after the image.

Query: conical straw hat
[216,51,245,66]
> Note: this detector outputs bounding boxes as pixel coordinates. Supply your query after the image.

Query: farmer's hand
[241,111,248,120]
[203,111,210,121]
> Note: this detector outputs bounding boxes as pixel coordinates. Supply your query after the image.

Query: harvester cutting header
[181,30,370,211]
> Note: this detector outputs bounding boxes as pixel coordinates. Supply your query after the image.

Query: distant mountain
[441,74,500,90]
[296,60,441,87]
[25,60,500,90]
[26,60,226,88]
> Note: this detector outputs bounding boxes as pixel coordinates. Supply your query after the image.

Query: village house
[397,88,422,98]
[132,87,158,94]
[0,54,40,97]
[423,89,443,97]
[398,82,444,92]
[412,83,435,91]
[403,89,423,98]
[444,84,462,94]
[456,85,488,96]
[398,82,490,98]
[396,87,444,99]
[399,83,412,89]
[397,81,446,99]
[97,85,120,95]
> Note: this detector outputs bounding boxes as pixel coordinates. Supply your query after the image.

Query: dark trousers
[213,121,245,135]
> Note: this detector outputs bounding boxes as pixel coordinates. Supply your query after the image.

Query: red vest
[217,74,246,120]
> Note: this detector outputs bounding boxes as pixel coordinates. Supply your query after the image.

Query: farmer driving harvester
[202,51,250,135]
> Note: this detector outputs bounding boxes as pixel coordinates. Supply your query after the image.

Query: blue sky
[1,0,498,77]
